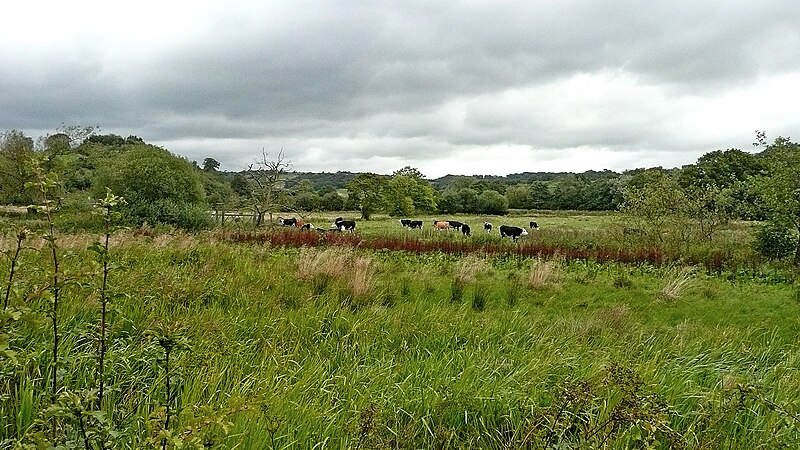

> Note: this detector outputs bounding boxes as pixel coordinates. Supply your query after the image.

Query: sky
[2,1,799,178]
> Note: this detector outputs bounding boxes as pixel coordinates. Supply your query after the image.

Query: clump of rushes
[89,189,126,412]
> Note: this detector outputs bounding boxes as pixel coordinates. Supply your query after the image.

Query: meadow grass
[1,221,799,448]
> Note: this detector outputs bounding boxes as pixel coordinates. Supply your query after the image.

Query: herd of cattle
[278,216,539,241]
[422,219,539,240]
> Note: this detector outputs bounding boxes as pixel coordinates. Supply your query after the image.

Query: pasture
[2,212,799,448]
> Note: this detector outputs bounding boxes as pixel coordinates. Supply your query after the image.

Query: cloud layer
[2,1,799,177]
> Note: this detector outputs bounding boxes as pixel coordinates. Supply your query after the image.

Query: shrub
[123,199,213,231]
[754,221,798,259]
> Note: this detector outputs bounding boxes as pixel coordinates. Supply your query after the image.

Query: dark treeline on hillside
[2,127,800,263]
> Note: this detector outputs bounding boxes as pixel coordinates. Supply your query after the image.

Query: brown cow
[433,220,450,230]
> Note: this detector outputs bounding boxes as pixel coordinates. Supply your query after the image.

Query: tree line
[1,127,799,264]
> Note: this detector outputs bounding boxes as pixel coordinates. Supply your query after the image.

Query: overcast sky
[2,1,799,178]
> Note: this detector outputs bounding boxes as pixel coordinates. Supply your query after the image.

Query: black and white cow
[409,220,423,229]
[499,225,529,241]
[278,217,297,227]
[484,222,493,233]
[301,223,315,231]
[333,217,356,232]
[461,223,471,236]
[529,221,539,230]
[447,220,463,231]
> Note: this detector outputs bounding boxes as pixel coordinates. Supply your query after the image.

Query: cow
[447,220,463,230]
[301,223,315,231]
[295,219,305,228]
[278,217,297,227]
[529,221,539,230]
[333,217,356,232]
[461,224,471,236]
[400,219,412,227]
[484,222,493,233]
[409,220,423,229]
[433,220,450,230]
[500,225,529,241]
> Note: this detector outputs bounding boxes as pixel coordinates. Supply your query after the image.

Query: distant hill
[226,169,624,191]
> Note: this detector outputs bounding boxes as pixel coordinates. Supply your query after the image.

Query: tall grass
[2,230,800,448]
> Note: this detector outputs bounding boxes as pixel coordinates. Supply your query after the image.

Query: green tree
[94,144,210,229]
[320,191,345,211]
[0,130,36,204]
[202,157,221,172]
[505,184,532,209]
[346,173,388,220]
[477,189,509,215]
[437,189,463,213]
[459,188,480,213]
[757,137,800,265]
[386,167,437,216]
[529,181,553,209]
[620,170,688,244]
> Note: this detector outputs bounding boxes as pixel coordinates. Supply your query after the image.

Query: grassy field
[2,213,799,448]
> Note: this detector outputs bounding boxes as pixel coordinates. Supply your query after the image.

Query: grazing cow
[409,220,423,229]
[301,223,315,231]
[333,217,356,231]
[461,224,471,236]
[499,225,529,241]
[447,220,463,230]
[484,222,493,233]
[529,221,539,230]
[295,219,305,228]
[278,217,297,227]
[433,220,450,230]
[400,219,412,227]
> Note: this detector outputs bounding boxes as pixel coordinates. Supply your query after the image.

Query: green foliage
[94,145,205,205]
[125,199,213,231]
[754,221,798,259]
[94,145,209,229]
[386,168,438,216]
[756,137,800,264]
[0,130,36,205]
[346,173,389,220]
[477,189,509,215]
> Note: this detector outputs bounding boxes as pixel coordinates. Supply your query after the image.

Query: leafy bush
[754,221,798,259]
[124,199,213,231]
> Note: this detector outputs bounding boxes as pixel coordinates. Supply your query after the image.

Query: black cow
[461,224,471,236]
[409,220,423,229]
[500,225,529,241]
[333,217,356,231]
[529,221,539,230]
[484,222,493,233]
[278,217,297,226]
[447,220,463,230]
[400,219,412,227]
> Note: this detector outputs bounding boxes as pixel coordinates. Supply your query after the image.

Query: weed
[612,273,634,289]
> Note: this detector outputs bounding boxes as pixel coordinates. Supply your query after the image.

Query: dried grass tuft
[659,266,695,301]
[527,258,560,288]
[454,256,492,284]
